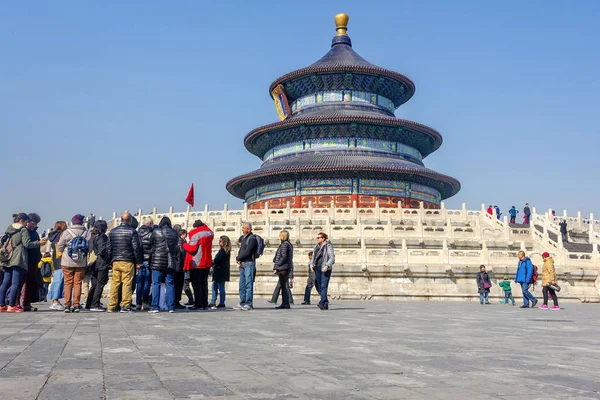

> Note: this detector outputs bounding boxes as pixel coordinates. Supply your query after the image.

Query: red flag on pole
[185,184,195,207]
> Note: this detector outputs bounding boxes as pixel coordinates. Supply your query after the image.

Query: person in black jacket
[148,217,180,313]
[559,220,568,243]
[87,221,110,311]
[136,218,154,310]
[271,230,293,309]
[173,225,186,309]
[20,213,46,311]
[209,235,231,309]
[235,223,258,311]
[107,212,143,313]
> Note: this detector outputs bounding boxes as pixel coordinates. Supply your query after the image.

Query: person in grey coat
[310,232,335,310]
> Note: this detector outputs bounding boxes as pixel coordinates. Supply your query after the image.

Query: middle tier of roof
[244,108,443,160]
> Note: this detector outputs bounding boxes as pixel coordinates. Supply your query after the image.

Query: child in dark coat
[477,265,492,305]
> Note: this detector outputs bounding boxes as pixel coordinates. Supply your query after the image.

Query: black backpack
[40,261,53,278]
[253,234,265,259]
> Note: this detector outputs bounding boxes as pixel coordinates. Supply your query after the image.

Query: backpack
[531,264,539,284]
[40,261,53,278]
[254,234,265,259]
[0,234,15,265]
[67,229,89,262]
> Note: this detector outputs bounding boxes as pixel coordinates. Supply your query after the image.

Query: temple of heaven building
[227,13,460,209]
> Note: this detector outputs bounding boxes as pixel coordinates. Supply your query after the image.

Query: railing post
[577,211,583,230]
[589,213,595,243]
[223,203,228,223]
[185,205,191,228]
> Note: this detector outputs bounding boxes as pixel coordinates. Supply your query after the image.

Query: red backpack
[531,265,539,284]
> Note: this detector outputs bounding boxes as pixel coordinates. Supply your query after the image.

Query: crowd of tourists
[0,212,335,313]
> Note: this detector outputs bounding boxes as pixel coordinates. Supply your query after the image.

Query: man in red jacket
[182,220,214,310]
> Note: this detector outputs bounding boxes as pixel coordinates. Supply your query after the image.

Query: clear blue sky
[1,1,599,230]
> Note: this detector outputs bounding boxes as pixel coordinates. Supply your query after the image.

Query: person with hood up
[0,213,43,312]
[183,220,214,310]
[476,264,492,304]
[87,220,111,311]
[508,206,519,224]
[47,221,67,310]
[136,217,154,311]
[539,252,560,310]
[57,214,91,313]
[38,252,54,302]
[494,206,501,220]
[148,217,180,313]
[515,250,537,308]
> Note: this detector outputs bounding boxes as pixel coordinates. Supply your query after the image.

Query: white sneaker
[168,310,175,313]
[50,303,65,311]
[233,304,245,310]
[148,310,160,313]
[241,304,253,311]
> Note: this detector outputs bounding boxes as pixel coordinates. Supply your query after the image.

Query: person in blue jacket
[515,251,537,308]
[508,206,519,224]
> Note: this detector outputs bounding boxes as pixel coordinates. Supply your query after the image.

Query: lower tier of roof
[226,150,460,200]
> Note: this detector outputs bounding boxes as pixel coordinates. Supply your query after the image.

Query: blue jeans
[314,267,332,306]
[151,269,175,311]
[504,290,515,305]
[238,261,255,306]
[0,266,26,307]
[479,292,489,303]
[521,282,537,307]
[136,263,152,306]
[211,281,226,306]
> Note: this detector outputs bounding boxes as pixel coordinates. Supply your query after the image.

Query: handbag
[483,282,491,289]
[547,283,561,292]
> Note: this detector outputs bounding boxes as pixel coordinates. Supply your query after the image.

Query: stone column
[185,205,191,228]
[503,216,510,239]
[223,203,228,224]
[442,239,449,264]
[243,202,248,222]
[169,206,174,221]
[577,211,582,230]
[462,202,467,222]
[401,238,408,264]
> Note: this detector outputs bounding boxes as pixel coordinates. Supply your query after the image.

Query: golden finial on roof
[334,13,349,36]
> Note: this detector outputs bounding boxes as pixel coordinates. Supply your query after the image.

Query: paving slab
[0,300,599,399]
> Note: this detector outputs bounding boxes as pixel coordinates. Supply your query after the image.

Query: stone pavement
[0,300,599,400]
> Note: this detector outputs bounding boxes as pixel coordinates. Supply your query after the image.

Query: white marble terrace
[104,202,600,302]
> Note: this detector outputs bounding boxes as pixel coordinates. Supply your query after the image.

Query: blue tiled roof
[226,150,460,199]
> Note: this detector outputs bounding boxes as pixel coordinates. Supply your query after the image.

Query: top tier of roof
[269,14,416,109]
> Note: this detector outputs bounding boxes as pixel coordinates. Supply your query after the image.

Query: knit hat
[542,252,550,258]
[71,214,85,225]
